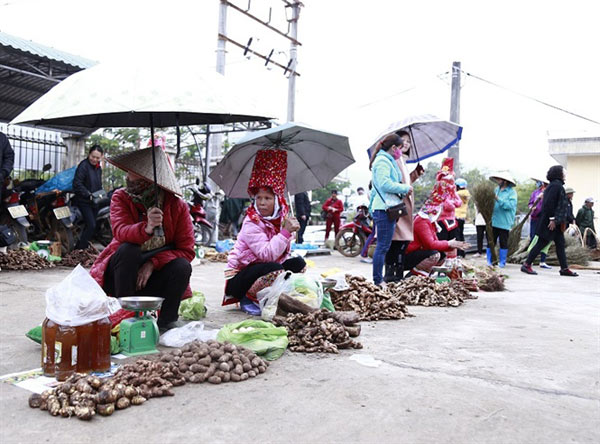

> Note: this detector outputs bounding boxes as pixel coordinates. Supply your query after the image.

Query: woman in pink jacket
[222,150,305,315]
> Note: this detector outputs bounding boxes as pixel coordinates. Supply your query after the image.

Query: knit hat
[247,149,289,217]
[421,158,456,216]
[107,146,182,196]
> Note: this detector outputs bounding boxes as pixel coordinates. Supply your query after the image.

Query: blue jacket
[492,186,517,230]
[370,151,410,212]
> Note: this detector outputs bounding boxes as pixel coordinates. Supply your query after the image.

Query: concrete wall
[566,154,600,210]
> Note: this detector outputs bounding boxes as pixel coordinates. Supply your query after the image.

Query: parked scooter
[70,187,117,248]
[334,205,373,257]
[1,176,32,247]
[187,179,213,246]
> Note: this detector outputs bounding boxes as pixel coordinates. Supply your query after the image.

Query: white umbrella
[11,60,273,128]
[11,60,273,214]
[209,122,355,198]
[367,114,463,164]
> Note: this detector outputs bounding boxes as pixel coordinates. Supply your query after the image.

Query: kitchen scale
[118,296,164,356]
[430,266,451,284]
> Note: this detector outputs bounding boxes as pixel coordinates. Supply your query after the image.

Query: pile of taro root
[28,340,268,420]
[28,373,147,420]
[329,275,413,321]
[60,246,99,268]
[273,293,363,353]
[0,249,55,270]
[388,276,477,307]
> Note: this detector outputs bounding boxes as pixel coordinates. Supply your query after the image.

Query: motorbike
[1,177,33,247]
[1,164,74,253]
[187,180,213,246]
[70,188,117,248]
[334,205,373,257]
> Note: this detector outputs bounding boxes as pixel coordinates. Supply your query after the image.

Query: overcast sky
[2,0,599,188]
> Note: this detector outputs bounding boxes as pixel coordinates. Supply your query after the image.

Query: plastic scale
[118,297,164,356]
[430,266,451,284]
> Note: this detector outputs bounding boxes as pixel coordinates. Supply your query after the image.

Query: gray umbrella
[209,122,355,198]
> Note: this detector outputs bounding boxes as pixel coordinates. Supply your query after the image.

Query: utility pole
[449,61,461,175]
[287,1,300,122]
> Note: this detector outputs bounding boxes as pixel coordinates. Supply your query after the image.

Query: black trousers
[297,217,308,244]
[404,250,446,271]
[438,223,458,241]
[488,227,509,249]
[456,219,466,257]
[476,225,486,254]
[226,257,306,300]
[384,240,409,277]
[526,232,568,269]
[75,203,98,250]
[104,243,192,326]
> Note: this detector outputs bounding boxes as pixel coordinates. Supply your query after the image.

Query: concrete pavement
[1,252,599,443]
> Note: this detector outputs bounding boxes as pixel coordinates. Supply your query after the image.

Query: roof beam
[0,63,60,83]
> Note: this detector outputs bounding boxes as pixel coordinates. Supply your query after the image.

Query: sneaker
[360,257,373,264]
[559,268,579,277]
[520,264,537,275]
[240,296,261,316]
[539,262,552,269]
[472,252,482,258]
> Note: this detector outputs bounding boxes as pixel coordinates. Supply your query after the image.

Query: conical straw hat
[489,171,516,186]
[107,146,182,196]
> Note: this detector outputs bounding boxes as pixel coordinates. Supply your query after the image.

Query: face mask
[392,148,402,160]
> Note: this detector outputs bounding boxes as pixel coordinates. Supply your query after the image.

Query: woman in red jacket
[90,146,195,332]
[405,203,470,277]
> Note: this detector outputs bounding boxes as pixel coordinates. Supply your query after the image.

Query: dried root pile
[28,373,146,421]
[28,340,269,420]
[0,249,55,270]
[208,252,228,263]
[274,309,363,353]
[329,275,413,321]
[60,246,99,268]
[388,276,477,307]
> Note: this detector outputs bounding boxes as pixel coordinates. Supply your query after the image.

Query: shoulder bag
[373,183,407,222]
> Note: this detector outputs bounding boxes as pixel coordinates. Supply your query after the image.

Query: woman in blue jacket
[369,134,411,285]
[487,172,517,267]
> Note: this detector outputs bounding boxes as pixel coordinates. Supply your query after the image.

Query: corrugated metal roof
[0,31,96,69]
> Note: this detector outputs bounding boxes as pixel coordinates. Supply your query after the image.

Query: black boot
[384,264,398,283]
[395,262,405,281]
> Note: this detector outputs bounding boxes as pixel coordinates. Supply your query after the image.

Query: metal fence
[0,123,67,181]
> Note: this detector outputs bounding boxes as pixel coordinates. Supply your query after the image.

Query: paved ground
[1,251,599,444]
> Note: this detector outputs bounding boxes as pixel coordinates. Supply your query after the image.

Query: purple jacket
[227,215,293,271]
[529,188,544,219]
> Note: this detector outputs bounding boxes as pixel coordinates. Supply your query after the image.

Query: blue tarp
[35,167,76,194]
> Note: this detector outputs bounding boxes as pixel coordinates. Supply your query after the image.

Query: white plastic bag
[45,264,120,326]
[257,271,324,321]
[159,321,218,347]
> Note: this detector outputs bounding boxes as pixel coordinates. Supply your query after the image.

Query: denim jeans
[372,210,396,284]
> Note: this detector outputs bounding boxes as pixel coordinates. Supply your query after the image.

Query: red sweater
[406,215,451,255]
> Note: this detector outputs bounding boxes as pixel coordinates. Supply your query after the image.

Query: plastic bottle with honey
[55,324,77,382]
[41,318,57,377]
[76,322,94,373]
[92,317,111,372]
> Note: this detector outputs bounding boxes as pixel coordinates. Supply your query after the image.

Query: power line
[462,70,600,126]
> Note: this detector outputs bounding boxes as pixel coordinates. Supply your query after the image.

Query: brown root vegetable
[74,405,95,420]
[131,396,146,405]
[207,376,222,384]
[28,393,43,408]
[116,397,131,409]
[47,397,61,416]
[96,403,115,416]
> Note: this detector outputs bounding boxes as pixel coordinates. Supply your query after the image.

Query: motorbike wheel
[96,218,113,246]
[0,215,28,248]
[335,229,366,257]
[50,218,74,255]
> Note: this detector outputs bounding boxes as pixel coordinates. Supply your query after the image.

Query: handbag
[90,189,107,205]
[0,224,17,247]
[373,183,408,222]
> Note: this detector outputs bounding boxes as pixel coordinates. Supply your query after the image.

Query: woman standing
[521,166,578,276]
[73,145,104,250]
[487,172,518,268]
[384,130,424,282]
[455,178,470,258]
[369,134,411,286]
